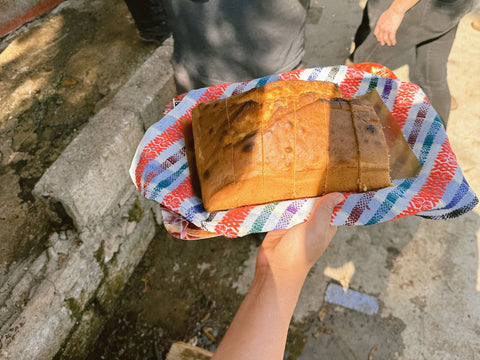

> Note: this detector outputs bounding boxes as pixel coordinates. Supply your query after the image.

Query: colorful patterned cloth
[130,65,478,238]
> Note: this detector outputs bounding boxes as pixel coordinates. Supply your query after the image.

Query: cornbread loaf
[191,80,392,212]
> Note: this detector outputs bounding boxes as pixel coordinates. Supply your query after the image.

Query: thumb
[308,192,345,228]
[302,192,345,267]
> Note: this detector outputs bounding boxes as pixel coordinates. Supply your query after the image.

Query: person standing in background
[124,0,170,44]
[351,0,474,127]
[124,0,309,94]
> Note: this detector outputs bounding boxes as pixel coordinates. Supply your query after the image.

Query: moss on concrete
[128,198,144,223]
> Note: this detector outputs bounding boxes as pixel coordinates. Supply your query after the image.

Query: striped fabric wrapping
[129,65,478,238]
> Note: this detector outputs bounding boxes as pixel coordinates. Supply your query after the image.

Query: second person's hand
[374,7,404,46]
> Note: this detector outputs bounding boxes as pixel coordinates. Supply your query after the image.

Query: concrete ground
[90,2,480,360]
[1,0,479,358]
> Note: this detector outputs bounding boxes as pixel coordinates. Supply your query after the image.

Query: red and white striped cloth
[130,64,478,239]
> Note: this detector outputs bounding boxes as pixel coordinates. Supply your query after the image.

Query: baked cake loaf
[191,80,392,212]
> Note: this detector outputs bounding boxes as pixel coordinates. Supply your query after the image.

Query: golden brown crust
[191,80,392,212]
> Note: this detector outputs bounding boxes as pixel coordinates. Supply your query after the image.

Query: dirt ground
[0,0,168,266]
[89,226,261,359]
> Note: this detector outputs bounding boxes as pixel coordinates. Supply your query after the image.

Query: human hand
[212,193,345,360]
[373,7,405,46]
[255,192,345,283]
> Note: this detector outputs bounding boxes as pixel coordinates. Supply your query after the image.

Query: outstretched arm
[212,192,345,360]
[374,0,421,46]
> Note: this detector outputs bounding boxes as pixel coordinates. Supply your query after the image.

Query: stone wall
[0,39,176,360]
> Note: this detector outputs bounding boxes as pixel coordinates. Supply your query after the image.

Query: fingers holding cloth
[256,193,345,282]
